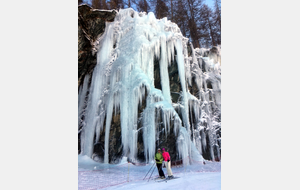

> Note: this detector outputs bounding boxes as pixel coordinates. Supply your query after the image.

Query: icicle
[80,21,115,158]
[103,73,118,163]
[159,34,172,104]
[177,127,190,166]
[175,39,190,133]
[190,42,197,65]
[142,106,155,163]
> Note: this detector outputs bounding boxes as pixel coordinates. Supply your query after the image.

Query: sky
[205,0,215,8]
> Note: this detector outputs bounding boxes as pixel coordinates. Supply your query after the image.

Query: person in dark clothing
[154,148,165,179]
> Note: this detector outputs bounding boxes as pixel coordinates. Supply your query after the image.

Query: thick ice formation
[78,8,221,164]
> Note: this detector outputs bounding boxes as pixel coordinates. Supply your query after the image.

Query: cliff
[78,5,221,164]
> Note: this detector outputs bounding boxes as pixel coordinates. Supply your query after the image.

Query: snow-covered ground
[105,172,220,190]
[79,155,221,190]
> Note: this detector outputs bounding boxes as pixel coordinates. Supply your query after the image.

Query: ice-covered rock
[78,6,221,164]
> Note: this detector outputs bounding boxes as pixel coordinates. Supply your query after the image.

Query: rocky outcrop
[78,4,117,87]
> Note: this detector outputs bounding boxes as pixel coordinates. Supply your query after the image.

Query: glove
[155,159,159,161]
[167,160,170,162]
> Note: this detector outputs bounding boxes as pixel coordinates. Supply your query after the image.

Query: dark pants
[156,163,165,177]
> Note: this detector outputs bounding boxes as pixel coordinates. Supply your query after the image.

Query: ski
[167,176,180,180]
[154,177,167,182]
[156,178,167,183]
[156,176,180,182]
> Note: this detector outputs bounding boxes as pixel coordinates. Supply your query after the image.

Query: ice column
[175,39,191,134]
[80,22,114,158]
[159,35,172,104]
[142,105,156,163]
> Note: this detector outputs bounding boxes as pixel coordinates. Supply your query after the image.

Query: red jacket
[162,151,170,161]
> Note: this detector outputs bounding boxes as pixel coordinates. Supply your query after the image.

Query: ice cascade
[78,8,221,164]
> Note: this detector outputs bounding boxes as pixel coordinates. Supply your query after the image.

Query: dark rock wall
[78,4,117,87]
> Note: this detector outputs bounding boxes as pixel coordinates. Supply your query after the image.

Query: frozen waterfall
[78,8,221,164]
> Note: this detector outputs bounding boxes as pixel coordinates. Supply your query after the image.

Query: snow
[78,155,221,190]
[107,172,221,190]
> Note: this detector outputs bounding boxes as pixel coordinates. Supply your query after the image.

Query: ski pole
[147,163,157,182]
[143,162,155,180]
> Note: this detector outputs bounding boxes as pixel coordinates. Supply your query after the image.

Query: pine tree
[213,0,221,45]
[108,0,124,9]
[155,0,169,19]
[173,0,189,37]
[124,0,132,8]
[186,0,203,48]
[169,0,174,21]
[200,4,216,46]
[92,0,108,9]
[136,0,150,13]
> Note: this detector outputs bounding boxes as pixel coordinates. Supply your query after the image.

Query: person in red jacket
[162,148,174,179]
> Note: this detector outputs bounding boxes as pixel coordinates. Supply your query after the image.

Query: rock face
[78,4,117,87]
[78,6,221,164]
[78,4,117,157]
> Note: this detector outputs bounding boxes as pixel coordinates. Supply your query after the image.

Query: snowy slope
[105,172,221,190]
[79,155,221,190]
